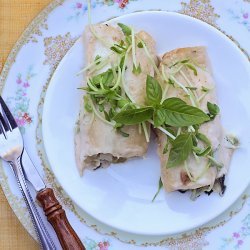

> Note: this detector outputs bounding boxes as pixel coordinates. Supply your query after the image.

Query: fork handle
[37,188,85,250]
[11,157,56,250]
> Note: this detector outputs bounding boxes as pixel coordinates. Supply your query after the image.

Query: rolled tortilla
[75,24,156,175]
[157,47,234,192]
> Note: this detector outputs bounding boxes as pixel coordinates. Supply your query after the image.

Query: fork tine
[0,96,17,130]
[0,112,9,131]
[0,113,7,139]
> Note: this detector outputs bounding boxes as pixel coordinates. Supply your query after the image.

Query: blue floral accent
[228,8,250,31]
[6,66,35,134]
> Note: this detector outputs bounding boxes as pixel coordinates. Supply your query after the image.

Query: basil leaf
[113,107,153,125]
[152,178,163,202]
[91,69,114,87]
[117,23,132,36]
[153,108,166,127]
[146,75,162,105]
[132,63,142,75]
[162,98,210,127]
[207,102,220,116]
[167,133,193,168]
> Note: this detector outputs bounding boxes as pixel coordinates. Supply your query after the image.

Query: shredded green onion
[148,120,176,140]
[142,122,150,142]
[89,98,115,126]
[111,66,122,90]
[170,75,196,107]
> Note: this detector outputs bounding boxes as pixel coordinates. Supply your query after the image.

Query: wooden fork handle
[37,188,85,250]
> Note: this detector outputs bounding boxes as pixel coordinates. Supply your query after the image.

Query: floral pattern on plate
[6,66,35,134]
[228,8,250,31]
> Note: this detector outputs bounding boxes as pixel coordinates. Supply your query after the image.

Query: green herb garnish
[207,102,220,119]
[167,133,193,168]
[132,63,142,75]
[117,23,132,36]
[94,55,101,65]
[137,41,143,48]
[152,178,163,202]
[113,107,153,125]
[146,75,162,105]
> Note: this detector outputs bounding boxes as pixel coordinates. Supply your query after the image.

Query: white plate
[42,11,250,235]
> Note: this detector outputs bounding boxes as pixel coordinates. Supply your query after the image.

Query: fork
[0,96,56,249]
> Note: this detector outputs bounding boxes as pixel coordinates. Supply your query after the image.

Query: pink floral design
[83,237,111,250]
[6,66,35,134]
[233,232,240,238]
[228,9,250,31]
[76,2,83,9]
[68,0,137,21]
[98,241,110,250]
[220,202,250,249]
[243,12,249,19]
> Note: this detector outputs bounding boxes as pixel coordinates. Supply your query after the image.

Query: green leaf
[113,107,153,125]
[167,133,193,168]
[117,23,132,36]
[152,178,163,202]
[153,108,166,127]
[207,102,220,116]
[137,41,143,48]
[162,98,210,127]
[91,69,114,87]
[132,63,142,75]
[185,63,198,76]
[146,75,162,105]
